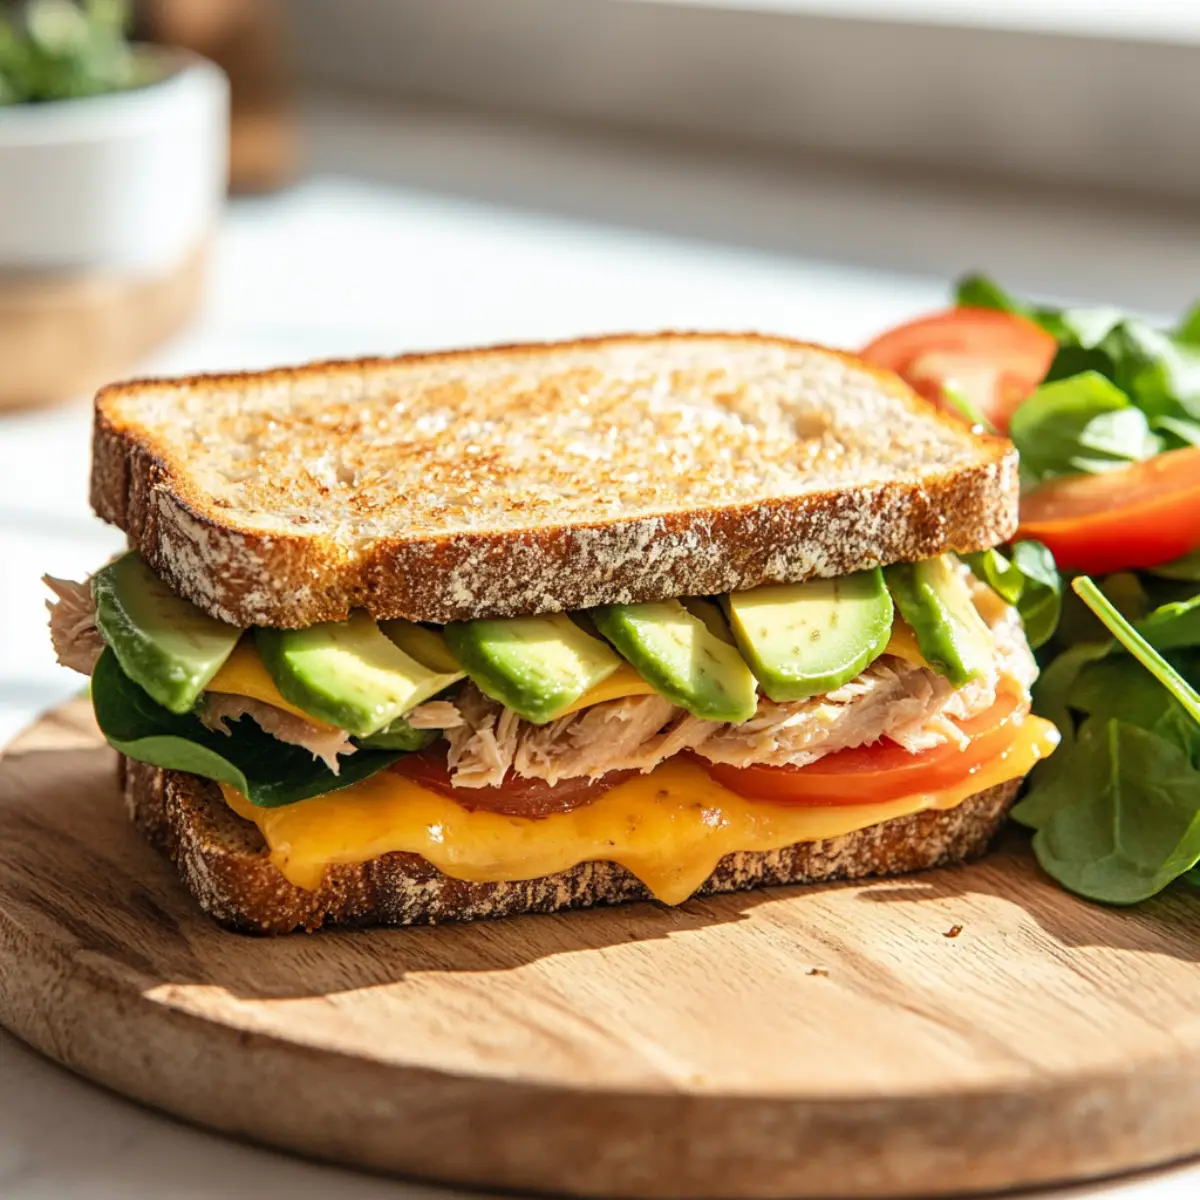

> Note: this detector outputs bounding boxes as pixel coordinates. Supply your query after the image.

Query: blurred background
[3,0,1200,745]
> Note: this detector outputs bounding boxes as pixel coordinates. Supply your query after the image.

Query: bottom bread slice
[120,757,1021,935]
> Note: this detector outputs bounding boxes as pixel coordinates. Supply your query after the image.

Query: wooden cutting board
[4,699,1200,1199]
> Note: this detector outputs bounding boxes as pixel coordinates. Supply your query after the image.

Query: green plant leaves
[1013,719,1200,905]
[962,540,1062,650]
[1009,372,1161,486]
[91,649,404,808]
[0,0,154,104]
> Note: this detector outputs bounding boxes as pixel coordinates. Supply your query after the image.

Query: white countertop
[5,97,1200,1198]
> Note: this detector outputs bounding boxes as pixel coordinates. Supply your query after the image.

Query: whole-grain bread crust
[120,757,1020,935]
[92,333,1018,627]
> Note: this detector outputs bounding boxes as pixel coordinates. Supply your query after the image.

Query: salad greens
[963,540,1061,650]
[1013,580,1200,902]
[92,648,405,808]
[952,275,1200,905]
[957,274,1200,475]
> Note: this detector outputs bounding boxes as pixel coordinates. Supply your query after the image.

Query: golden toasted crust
[91,333,1017,627]
[120,757,1021,936]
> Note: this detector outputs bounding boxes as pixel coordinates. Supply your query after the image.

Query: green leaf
[940,382,996,435]
[1031,640,1112,751]
[1073,578,1200,725]
[1147,549,1200,582]
[1069,653,1200,763]
[1136,595,1200,653]
[952,274,1065,339]
[955,274,1026,314]
[1014,718,1200,904]
[1009,372,1154,486]
[91,648,404,807]
[1131,340,1200,425]
[962,541,1062,651]
[1152,415,1200,449]
[1009,541,1063,650]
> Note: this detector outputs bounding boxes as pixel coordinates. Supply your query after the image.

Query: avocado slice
[355,715,438,751]
[681,596,736,644]
[92,551,243,714]
[591,599,757,723]
[256,611,462,737]
[725,569,894,702]
[443,613,621,725]
[884,556,994,687]
[379,618,463,674]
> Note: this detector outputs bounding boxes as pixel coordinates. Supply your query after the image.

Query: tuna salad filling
[48,556,1037,806]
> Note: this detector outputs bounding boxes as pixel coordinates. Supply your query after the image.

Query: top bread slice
[91,332,1018,628]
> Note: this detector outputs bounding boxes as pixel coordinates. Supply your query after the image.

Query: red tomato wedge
[698,689,1027,807]
[393,748,634,818]
[861,308,1056,434]
[1017,446,1200,574]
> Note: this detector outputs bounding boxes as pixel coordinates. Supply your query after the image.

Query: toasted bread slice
[92,333,1017,627]
[120,756,1020,935]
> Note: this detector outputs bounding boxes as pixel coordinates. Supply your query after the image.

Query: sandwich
[46,333,1059,933]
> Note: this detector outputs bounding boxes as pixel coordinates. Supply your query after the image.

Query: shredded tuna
[407,700,464,730]
[44,575,104,675]
[198,693,358,774]
[446,598,1037,786]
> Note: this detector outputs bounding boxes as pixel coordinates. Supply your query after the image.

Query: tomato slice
[393,748,634,818]
[861,308,1056,434]
[1017,447,1200,574]
[698,690,1027,806]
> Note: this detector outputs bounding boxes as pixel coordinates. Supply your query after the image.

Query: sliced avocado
[92,551,242,714]
[355,716,438,751]
[256,611,461,737]
[682,596,736,644]
[884,556,994,687]
[379,618,463,675]
[443,612,621,724]
[591,600,757,723]
[725,569,894,702]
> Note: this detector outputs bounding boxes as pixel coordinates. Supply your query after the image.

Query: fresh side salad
[863,278,1200,904]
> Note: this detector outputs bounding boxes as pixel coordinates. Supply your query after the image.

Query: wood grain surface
[3,700,1200,1198]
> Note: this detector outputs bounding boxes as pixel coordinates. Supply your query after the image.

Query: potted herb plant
[0,0,228,409]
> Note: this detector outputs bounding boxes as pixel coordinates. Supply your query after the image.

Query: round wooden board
[4,701,1200,1199]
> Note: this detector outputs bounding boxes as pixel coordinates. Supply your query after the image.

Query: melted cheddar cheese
[222,713,1058,903]
[205,641,339,728]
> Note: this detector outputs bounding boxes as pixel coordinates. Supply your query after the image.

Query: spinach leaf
[1031,641,1113,752]
[953,274,1065,338]
[940,382,996,434]
[1147,549,1200,582]
[1013,718,1200,904]
[1073,578,1200,726]
[91,649,404,807]
[1136,595,1200,653]
[1130,340,1200,425]
[1152,415,1200,449]
[1008,372,1158,486]
[1069,654,1200,763]
[963,540,1061,650]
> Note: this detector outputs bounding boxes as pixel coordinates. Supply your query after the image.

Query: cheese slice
[222,713,1058,903]
[205,640,340,730]
[881,619,927,667]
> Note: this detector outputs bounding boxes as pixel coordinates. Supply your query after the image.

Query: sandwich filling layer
[224,723,1056,901]
[48,550,1056,902]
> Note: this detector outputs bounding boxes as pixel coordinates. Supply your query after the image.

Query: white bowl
[0,49,228,274]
